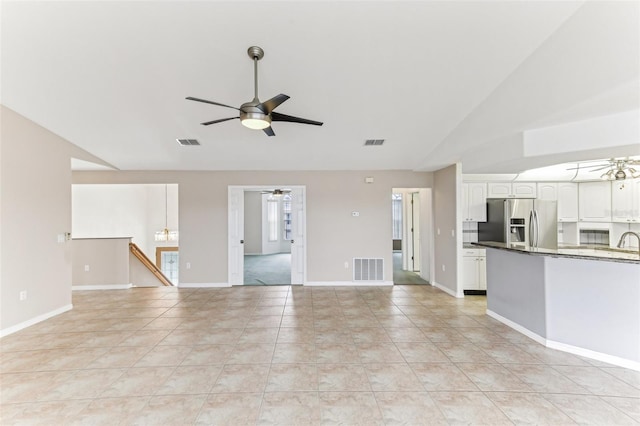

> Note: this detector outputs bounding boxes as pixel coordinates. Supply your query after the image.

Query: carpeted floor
[244,253,291,285]
[393,252,429,285]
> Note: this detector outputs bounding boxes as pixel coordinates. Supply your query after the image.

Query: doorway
[391,188,432,285]
[228,186,306,285]
[156,247,179,285]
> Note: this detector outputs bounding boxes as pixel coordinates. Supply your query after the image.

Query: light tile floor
[1,285,639,425]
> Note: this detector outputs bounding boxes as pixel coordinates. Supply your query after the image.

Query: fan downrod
[247,46,264,61]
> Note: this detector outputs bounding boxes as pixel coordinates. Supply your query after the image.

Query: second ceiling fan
[187,46,323,137]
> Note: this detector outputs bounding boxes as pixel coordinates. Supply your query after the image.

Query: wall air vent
[353,258,384,281]
[364,139,385,146]
[176,139,200,146]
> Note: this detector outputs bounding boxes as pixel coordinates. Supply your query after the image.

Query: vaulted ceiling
[2,1,638,172]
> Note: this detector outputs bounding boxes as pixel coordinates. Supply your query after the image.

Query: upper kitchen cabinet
[611,179,640,223]
[579,181,612,222]
[462,183,487,222]
[557,182,579,222]
[537,183,558,200]
[487,182,537,199]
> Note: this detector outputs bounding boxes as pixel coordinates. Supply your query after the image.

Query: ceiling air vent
[176,139,200,146]
[364,139,385,146]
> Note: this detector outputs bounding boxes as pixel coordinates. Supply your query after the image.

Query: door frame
[228,185,307,285]
[392,187,433,284]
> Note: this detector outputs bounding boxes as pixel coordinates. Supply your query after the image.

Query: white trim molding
[432,281,463,298]
[486,309,547,346]
[547,340,640,372]
[72,284,133,291]
[0,304,73,338]
[305,281,393,287]
[487,309,639,371]
[178,282,231,288]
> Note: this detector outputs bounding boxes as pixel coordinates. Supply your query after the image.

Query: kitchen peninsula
[474,241,640,370]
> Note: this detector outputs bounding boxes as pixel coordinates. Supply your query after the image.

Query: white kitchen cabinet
[578,181,612,222]
[487,182,536,199]
[537,183,558,201]
[462,183,487,222]
[557,182,579,222]
[487,182,511,198]
[611,179,640,223]
[512,182,537,198]
[462,248,486,291]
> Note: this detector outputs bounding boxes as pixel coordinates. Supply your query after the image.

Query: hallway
[393,252,429,285]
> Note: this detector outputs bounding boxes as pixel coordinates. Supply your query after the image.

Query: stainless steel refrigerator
[477,199,558,249]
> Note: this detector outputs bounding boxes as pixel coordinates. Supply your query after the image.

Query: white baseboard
[0,304,73,338]
[486,309,639,371]
[432,281,463,298]
[546,340,640,372]
[178,282,231,288]
[72,284,132,291]
[486,309,547,346]
[305,281,393,287]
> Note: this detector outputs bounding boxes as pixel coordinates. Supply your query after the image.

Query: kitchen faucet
[617,231,640,256]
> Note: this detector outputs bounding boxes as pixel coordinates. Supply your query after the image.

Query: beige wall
[73,171,433,284]
[72,238,130,287]
[1,106,74,333]
[433,163,461,296]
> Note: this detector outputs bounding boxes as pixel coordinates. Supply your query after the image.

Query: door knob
[240,240,244,244]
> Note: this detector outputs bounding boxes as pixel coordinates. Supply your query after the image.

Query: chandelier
[155,185,178,242]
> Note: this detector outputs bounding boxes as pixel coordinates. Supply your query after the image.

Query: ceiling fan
[261,189,290,196]
[186,46,323,137]
[567,157,640,180]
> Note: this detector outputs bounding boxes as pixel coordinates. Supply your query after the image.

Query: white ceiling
[1,1,638,172]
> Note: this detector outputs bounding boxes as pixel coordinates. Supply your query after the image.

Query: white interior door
[228,187,244,285]
[290,188,306,284]
[411,192,421,272]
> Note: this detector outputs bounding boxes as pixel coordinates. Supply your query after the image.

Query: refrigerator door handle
[529,211,534,247]
[533,210,540,248]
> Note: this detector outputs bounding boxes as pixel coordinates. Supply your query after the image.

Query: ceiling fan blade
[258,94,290,114]
[201,117,238,126]
[566,163,610,170]
[186,97,240,111]
[271,112,323,126]
[589,165,614,172]
[263,126,275,137]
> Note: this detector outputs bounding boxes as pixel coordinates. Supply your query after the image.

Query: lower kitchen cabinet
[462,249,486,293]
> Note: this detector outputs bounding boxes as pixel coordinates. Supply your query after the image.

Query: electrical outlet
[186,262,191,269]
[352,211,360,217]
[441,264,446,272]
[19,291,27,301]
[84,265,90,272]
[344,261,349,269]
[451,229,455,237]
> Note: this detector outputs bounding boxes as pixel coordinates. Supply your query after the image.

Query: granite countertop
[473,241,640,264]
[463,244,483,249]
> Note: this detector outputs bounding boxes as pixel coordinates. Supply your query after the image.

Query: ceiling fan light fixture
[241,115,271,130]
[600,169,614,180]
[615,169,627,180]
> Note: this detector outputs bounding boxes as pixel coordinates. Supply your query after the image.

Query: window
[282,194,292,240]
[267,198,279,241]
[392,193,403,240]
